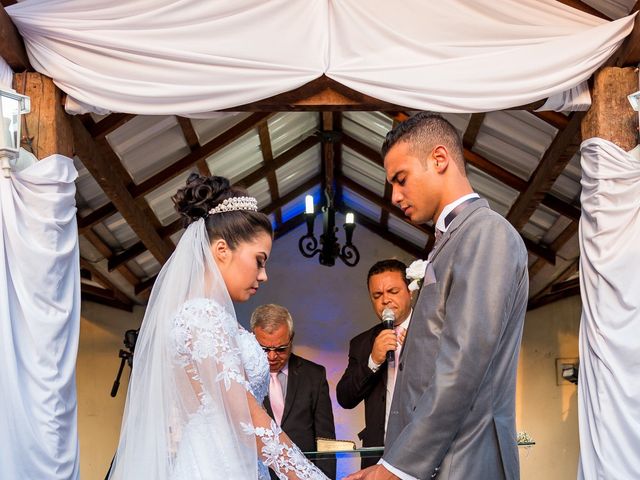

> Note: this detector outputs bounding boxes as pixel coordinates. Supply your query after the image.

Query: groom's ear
[211,238,230,263]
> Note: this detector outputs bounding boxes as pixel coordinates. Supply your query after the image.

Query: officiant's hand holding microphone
[370,307,406,365]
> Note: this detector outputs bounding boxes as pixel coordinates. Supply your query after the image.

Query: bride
[108,174,328,480]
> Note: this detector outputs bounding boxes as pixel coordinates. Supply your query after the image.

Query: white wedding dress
[109,219,326,480]
[169,298,327,480]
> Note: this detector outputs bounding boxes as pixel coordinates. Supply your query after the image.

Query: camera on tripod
[111,329,139,397]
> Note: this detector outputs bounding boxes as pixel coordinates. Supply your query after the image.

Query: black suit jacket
[264,353,336,479]
[336,323,387,468]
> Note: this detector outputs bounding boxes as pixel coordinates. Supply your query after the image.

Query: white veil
[109,219,257,479]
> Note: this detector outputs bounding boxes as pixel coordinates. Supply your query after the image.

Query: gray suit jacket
[384,199,528,480]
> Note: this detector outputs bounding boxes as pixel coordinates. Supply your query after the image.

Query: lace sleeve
[242,396,329,480]
[170,298,259,478]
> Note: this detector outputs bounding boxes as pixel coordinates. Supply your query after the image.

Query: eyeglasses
[260,341,292,354]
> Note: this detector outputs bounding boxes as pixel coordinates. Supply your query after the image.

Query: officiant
[336,259,412,468]
[251,304,336,479]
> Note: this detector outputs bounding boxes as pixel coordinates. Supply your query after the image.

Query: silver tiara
[208,196,258,215]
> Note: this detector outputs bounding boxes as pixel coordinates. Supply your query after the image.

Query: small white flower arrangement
[406,259,428,292]
[516,431,534,444]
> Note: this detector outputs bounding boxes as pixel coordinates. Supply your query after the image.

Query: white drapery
[0,57,13,89]
[6,0,635,115]
[0,154,80,480]
[578,138,640,480]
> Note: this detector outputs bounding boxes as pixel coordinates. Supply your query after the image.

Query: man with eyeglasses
[251,304,336,479]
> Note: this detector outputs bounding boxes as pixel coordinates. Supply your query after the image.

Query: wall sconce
[0,88,31,178]
[299,188,360,267]
[556,357,579,385]
[561,363,579,385]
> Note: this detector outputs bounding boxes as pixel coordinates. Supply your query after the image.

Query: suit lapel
[281,354,299,425]
[429,199,488,262]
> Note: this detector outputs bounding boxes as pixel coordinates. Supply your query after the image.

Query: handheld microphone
[381,308,395,363]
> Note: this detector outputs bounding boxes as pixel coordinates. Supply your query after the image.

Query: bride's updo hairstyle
[173,173,272,248]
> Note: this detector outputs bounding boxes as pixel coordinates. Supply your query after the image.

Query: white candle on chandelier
[305,195,314,214]
[345,212,354,224]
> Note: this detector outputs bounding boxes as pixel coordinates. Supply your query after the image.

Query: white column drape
[0,57,13,89]
[6,0,635,115]
[0,154,81,480]
[578,138,640,480]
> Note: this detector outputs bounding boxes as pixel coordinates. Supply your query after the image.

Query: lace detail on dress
[237,328,269,402]
[172,298,253,392]
[242,420,328,480]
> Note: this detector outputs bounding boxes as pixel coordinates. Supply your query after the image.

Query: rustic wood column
[582,67,638,151]
[13,72,73,159]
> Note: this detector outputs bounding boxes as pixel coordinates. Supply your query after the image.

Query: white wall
[517,295,581,480]
[77,301,144,480]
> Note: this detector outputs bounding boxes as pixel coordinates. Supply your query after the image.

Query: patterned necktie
[269,371,285,425]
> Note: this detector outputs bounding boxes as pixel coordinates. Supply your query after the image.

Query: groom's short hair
[250,304,294,337]
[367,259,409,288]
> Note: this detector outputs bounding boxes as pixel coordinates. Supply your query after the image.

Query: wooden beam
[131,112,272,198]
[108,242,146,272]
[134,275,156,296]
[0,6,30,70]
[529,220,579,277]
[528,259,580,310]
[85,113,134,139]
[527,281,580,310]
[239,134,320,188]
[464,148,580,221]
[506,112,585,230]
[176,116,210,175]
[462,113,485,150]
[77,203,118,233]
[522,236,556,265]
[274,212,306,240]
[532,111,569,130]
[14,73,73,159]
[342,133,384,167]
[582,67,637,151]
[72,116,173,263]
[80,257,134,308]
[258,121,282,224]
[262,174,321,215]
[81,285,134,312]
[225,75,412,112]
[541,193,581,222]
[351,209,425,259]
[82,229,140,286]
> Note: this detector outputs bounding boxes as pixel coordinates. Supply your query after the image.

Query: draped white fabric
[0,57,13,89]
[6,0,635,115]
[0,154,80,480]
[578,138,640,480]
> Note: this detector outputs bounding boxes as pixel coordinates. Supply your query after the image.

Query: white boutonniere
[406,259,428,292]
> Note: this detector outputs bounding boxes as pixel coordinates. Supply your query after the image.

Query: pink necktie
[269,372,285,425]
[394,326,403,370]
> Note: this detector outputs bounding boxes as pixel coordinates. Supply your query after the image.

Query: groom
[346,112,529,480]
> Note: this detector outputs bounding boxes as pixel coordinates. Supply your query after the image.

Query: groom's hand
[343,465,399,480]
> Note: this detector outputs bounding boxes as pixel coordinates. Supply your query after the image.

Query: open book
[315,437,356,452]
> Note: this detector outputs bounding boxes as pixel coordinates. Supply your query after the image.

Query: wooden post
[13,72,73,159]
[582,67,638,151]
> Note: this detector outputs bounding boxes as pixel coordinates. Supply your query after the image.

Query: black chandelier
[298,188,360,267]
